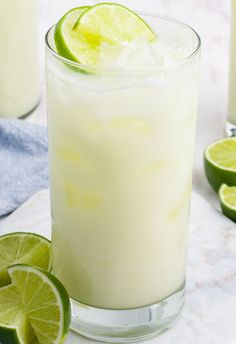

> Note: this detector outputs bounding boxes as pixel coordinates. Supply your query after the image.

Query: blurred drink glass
[227,0,236,135]
[0,0,40,118]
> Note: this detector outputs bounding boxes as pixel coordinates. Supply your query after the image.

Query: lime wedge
[204,138,236,192]
[55,6,90,61]
[219,184,236,222]
[55,3,156,66]
[0,233,51,287]
[0,264,71,344]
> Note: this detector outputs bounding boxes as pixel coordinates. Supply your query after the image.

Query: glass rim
[45,11,201,74]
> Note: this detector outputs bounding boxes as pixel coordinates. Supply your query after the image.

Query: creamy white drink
[47,14,200,311]
[228,0,236,126]
[0,0,40,118]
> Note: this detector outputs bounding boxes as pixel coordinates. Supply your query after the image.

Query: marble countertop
[2,0,236,343]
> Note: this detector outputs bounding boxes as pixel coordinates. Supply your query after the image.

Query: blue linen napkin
[0,119,49,217]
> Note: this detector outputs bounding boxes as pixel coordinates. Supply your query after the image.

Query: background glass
[0,0,40,118]
[227,0,236,136]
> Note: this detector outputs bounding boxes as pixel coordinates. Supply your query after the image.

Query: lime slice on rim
[0,264,71,344]
[54,6,90,61]
[0,233,51,288]
[204,138,236,192]
[55,3,156,67]
[219,184,236,222]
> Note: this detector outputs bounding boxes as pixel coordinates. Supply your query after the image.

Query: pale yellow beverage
[228,0,236,126]
[47,15,200,314]
[0,0,40,118]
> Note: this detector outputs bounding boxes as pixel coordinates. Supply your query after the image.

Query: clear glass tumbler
[0,0,40,118]
[46,14,200,342]
[227,0,236,136]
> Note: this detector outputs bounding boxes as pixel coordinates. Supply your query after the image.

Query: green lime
[0,284,37,344]
[204,138,236,192]
[219,184,236,222]
[0,264,71,344]
[54,6,90,61]
[0,325,25,344]
[55,3,156,67]
[0,233,51,288]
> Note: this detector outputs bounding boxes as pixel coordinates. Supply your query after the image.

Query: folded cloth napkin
[0,119,48,218]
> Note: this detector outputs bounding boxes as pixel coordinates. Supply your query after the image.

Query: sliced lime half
[0,232,51,287]
[0,264,71,344]
[204,138,236,192]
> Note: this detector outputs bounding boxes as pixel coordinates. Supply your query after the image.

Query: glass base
[226,121,236,137]
[70,284,185,343]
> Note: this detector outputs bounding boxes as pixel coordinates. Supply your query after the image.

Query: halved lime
[54,6,90,61]
[0,264,71,344]
[204,138,236,192]
[55,3,156,66]
[0,233,51,287]
[219,184,236,222]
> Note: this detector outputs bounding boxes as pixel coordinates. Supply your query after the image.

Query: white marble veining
[1,1,236,343]
[0,190,236,343]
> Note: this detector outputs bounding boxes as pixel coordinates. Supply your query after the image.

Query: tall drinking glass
[0,0,40,118]
[227,0,236,136]
[46,14,200,342]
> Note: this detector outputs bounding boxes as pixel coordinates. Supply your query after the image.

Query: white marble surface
[2,0,236,343]
[1,190,236,343]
